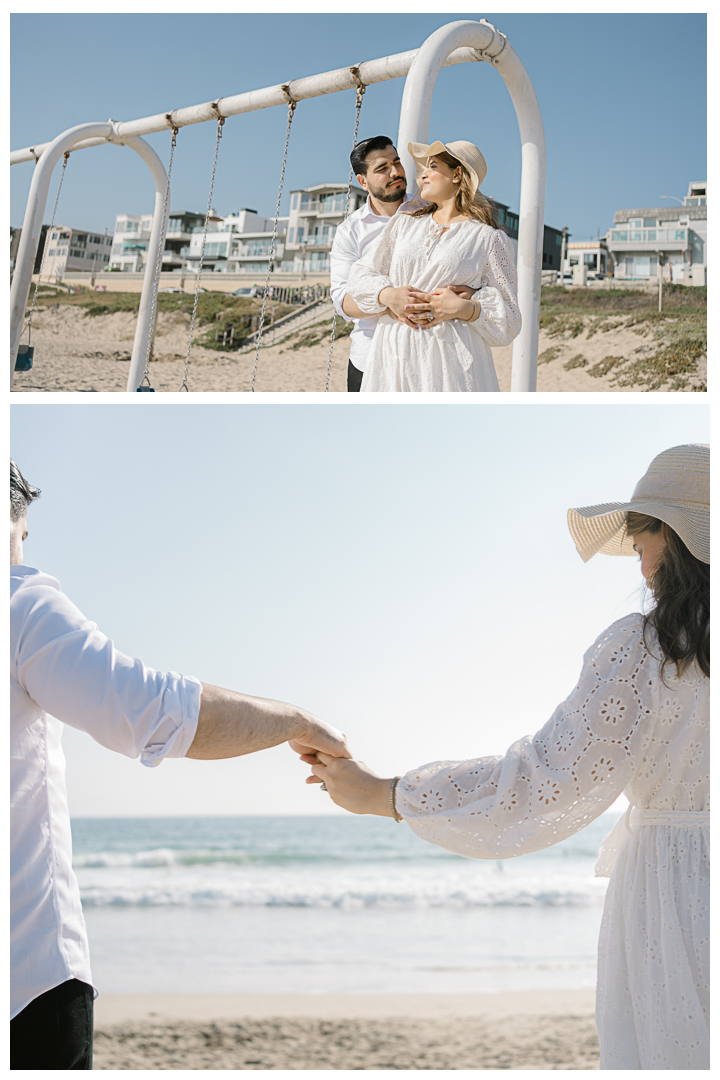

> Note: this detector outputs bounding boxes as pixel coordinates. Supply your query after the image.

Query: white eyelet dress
[346,211,521,392]
[394,614,709,1069]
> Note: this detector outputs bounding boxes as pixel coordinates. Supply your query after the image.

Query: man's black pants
[11,978,93,1070]
[348,359,363,392]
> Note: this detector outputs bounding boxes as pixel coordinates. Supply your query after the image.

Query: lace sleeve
[469,229,522,348]
[346,213,405,314]
[395,615,655,859]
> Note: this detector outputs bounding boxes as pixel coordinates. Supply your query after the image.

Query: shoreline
[95,988,596,1023]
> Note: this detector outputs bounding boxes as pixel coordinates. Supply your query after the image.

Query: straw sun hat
[567,444,709,564]
[407,140,487,195]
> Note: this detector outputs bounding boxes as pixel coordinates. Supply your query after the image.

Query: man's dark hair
[10,459,41,522]
[350,136,395,177]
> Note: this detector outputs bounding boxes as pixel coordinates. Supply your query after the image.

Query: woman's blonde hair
[408,151,503,230]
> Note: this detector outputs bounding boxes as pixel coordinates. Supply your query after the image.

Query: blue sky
[11,13,706,241]
[11,401,709,817]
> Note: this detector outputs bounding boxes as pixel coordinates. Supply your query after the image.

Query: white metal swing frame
[10,19,546,393]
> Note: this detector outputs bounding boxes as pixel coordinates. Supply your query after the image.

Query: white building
[183,209,287,275]
[109,213,156,273]
[563,239,610,278]
[42,227,112,279]
[607,182,707,285]
[110,207,287,276]
[283,183,365,273]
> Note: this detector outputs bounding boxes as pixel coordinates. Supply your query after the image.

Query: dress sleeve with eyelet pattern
[467,229,522,348]
[395,615,655,859]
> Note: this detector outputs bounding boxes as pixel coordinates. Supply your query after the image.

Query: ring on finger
[320,782,328,792]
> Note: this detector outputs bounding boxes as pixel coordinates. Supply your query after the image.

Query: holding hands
[297,749,396,818]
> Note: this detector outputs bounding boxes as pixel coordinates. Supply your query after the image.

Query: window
[300,194,309,209]
[288,228,295,243]
[51,231,58,240]
[48,249,55,257]
[297,227,305,242]
[123,221,139,234]
[628,219,642,228]
[630,231,644,241]
[291,194,299,210]
[70,249,85,258]
[643,219,657,227]
[205,242,227,257]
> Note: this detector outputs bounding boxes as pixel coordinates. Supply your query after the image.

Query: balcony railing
[610,228,687,244]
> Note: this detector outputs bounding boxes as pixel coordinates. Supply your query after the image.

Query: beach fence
[10,18,546,392]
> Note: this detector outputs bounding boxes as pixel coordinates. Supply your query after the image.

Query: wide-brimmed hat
[567,444,709,564]
[408,140,487,196]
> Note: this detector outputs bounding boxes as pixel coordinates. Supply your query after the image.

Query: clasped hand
[378,285,477,329]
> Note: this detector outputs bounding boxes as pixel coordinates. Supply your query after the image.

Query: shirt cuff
[331,286,354,323]
[140,673,202,767]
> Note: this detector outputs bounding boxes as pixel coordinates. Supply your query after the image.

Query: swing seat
[15,345,34,372]
[136,386,155,392]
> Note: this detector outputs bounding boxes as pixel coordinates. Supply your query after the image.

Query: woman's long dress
[395,614,709,1069]
[346,211,521,392]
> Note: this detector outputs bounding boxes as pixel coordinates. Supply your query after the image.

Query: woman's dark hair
[10,459,41,522]
[350,136,395,177]
[408,150,504,231]
[625,512,709,679]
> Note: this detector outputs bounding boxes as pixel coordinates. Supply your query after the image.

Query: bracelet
[389,776,403,822]
[466,300,480,321]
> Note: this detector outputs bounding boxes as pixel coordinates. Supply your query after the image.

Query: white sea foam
[76,864,607,910]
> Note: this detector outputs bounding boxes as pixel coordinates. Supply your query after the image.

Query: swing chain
[180,114,225,392]
[137,123,178,390]
[22,151,70,346]
[325,72,365,391]
[250,94,297,392]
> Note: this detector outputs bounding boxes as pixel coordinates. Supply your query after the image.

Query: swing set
[10,19,546,393]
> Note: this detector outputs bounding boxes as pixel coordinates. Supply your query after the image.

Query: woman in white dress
[346,140,521,392]
[303,444,710,1070]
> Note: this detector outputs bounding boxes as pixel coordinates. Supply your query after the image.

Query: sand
[12,304,701,393]
[93,990,599,1070]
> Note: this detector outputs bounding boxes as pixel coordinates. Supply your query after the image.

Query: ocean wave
[72,842,607,870]
[78,873,607,910]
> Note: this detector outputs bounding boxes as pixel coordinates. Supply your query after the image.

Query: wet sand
[93,990,599,1070]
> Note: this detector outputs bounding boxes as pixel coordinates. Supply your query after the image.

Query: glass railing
[299,199,347,214]
[610,228,687,243]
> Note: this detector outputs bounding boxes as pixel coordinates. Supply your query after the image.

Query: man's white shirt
[330,192,412,373]
[9,565,202,1018]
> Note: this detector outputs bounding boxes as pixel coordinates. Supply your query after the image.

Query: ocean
[72,813,619,996]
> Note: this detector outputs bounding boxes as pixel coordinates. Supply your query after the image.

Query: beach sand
[93,990,599,1069]
[11,305,701,393]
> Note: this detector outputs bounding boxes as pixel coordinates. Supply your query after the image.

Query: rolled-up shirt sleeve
[329,224,358,323]
[12,581,201,767]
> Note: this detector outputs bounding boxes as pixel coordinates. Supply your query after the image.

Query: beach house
[37,227,112,281]
[283,184,365,274]
[606,181,707,285]
[563,239,611,279]
[110,208,287,277]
